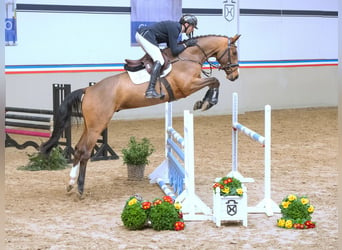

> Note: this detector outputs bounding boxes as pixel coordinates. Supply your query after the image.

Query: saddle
[124,51,171,74]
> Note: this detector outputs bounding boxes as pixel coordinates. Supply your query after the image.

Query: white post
[148,102,172,183]
[228,93,254,182]
[232,92,238,174]
[248,104,280,216]
[177,110,212,220]
[166,102,172,158]
[184,110,195,217]
[264,105,271,205]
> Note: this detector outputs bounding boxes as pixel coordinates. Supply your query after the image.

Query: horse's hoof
[201,101,214,111]
[77,191,85,200]
[193,100,203,110]
[66,185,74,192]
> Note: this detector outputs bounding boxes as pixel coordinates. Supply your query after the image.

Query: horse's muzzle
[227,74,239,81]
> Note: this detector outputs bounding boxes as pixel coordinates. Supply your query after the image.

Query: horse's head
[216,34,241,81]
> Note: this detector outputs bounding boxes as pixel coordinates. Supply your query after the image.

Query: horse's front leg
[66,136,92,198]
[193,77,220,111]
[67,148,82,193]
[67,154,90,198]
[67,162,79,192]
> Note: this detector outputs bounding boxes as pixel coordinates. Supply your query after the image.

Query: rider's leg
[145,60,162,98]
[135,33,165,98]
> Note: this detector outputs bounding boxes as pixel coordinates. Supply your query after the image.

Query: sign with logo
[222,0,239,37]
[226,199,238,216]
[224,2,235,22]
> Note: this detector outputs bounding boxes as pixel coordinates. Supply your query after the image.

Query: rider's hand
[184,39,197,48]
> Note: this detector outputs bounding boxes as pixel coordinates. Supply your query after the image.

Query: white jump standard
[149,102,212,221]
[229,92,280,216]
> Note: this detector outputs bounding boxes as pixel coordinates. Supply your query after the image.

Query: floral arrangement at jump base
[212,176,244,196]
[121,195,185,231]
[277,194,316,229]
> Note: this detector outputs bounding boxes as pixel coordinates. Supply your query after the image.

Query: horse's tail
[40,88,85,155]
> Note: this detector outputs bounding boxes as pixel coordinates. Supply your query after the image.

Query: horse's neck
[197,37,226,58]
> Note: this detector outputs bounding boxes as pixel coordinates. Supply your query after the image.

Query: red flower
[213,182,220,188]
[304,220,316,229]
[153,199,163,206]
[163,196,174,204]
[174,221,185,231]
[227,178,233,183]
[141,201,151,210]
[304,220,311,226]
[178,212,183,219]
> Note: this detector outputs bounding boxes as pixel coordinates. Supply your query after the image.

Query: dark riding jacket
[137,21,186,57]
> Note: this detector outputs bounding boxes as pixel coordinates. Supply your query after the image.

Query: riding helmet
[179,14,198,29]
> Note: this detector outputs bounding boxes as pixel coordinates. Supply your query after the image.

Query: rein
[171,37,239,77]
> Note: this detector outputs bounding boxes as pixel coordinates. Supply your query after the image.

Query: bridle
[216,37,239,75]
[173,36,239,77]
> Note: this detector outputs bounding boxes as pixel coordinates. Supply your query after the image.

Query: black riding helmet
[179,14,198,38]
[179,14,198,29]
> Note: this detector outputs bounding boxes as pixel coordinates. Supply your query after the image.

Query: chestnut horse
[40,34,241,197]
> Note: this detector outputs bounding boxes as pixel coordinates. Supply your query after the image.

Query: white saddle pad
[127,65,172,84]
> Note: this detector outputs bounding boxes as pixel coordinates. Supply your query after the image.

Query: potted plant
[212,176,244,197]
[212,176,248,227]
[121,136,155,180]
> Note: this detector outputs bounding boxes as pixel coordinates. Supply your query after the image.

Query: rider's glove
[184,39,197,48]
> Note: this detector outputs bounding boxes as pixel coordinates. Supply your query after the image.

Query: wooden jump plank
[5,128,51,138]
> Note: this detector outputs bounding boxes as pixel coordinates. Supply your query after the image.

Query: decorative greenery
[121,195,150,230]
[212,176,244,196]
[277,194,316,229]
[149,196,184,231]
[18,147,68,171]
[121,195,185,231]
[121,137,155,166]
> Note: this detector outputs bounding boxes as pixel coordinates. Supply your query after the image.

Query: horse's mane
[181,34,228,43]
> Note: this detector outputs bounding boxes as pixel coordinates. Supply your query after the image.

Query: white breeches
[135,32,165,65]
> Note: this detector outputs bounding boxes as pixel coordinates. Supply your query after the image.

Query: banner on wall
[130,0,182,46]
[222,0,239,37]
[5,0,17,45]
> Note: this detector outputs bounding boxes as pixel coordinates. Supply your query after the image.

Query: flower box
[212,184,248,227]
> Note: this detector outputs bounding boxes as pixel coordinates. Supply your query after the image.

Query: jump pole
[149,102,212,221]
[229,92,280,216]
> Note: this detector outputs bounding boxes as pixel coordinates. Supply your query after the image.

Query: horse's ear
[232,34,241,43]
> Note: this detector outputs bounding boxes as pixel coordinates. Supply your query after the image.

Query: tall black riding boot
[145,61,162,98]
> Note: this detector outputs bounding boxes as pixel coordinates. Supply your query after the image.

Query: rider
[135,14,198,98]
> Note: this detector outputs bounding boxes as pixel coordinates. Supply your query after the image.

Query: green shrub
[121,137,155,165]
[149,197,182,231]
[121,196,150,230]
[120,195,185,231]
[18,147,68,171]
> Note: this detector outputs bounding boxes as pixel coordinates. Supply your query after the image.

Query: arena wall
[5,0,339,119]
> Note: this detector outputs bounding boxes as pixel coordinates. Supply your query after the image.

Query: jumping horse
[40,34,241,197]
